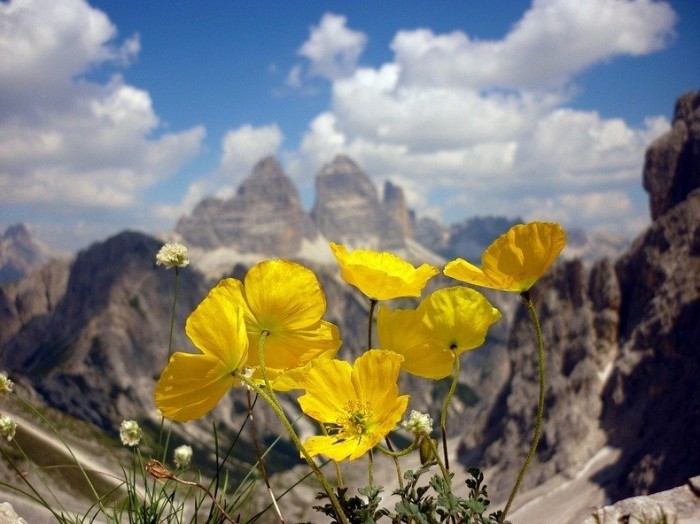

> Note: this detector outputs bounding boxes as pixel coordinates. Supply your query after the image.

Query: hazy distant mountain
[0,223,61,283]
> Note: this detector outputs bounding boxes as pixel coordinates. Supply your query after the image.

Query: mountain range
[0,91,698,522]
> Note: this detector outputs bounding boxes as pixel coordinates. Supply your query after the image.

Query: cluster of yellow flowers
[155,221,566,464]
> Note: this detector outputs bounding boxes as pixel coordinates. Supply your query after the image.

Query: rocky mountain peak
[0,223,58,283]
[176,156,315,256]
[236,155,296,203]
[383,180,414,239]
[3,223,31,242]
[312,155,406,249]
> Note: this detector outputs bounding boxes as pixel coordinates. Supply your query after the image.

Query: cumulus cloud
[218,124,283,182]
[295,13,368,82]
[293,1,675,237]
[391,0,676,90]
[0,0,204,248]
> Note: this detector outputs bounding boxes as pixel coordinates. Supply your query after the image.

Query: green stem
[440,352,460,471]
[425,436,451,484]
[167,267,180,358]
[367,299,377,349]
[382,437,405,489]
[253,333,349,524]
[500,291,546,523]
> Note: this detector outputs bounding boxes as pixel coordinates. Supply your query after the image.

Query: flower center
[340,400,373,438]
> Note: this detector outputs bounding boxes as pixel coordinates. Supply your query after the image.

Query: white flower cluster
[401,410,433,436]
[155,242,190,269]
[0,416,17,441]
[173,444,193,468]
[0,372,13,395]
[119,419,143,447]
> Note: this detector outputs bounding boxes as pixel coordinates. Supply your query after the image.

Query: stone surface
[311,155,406,249]
[176,156,316,256]
[461,257,622,500]
[0,503,27,524]
[643,91,700,220]
[584,476,700,524]
[457,91,700,504]
[383,180,414,239]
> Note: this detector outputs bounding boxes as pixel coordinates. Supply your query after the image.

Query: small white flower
[156,243,189,269]
[173,444,193,468]
[119,420,143,447]
[401,410,433,436]
[236,367,255,391]
[0,416,17,441]
[0,373,13,395]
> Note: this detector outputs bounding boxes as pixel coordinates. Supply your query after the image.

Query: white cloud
[0,0,204,248]
[218,124,283,182]
[391,0,676,90]
[297,13,367,81]
[294,1,675,237]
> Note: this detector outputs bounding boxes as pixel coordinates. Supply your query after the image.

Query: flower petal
[377,306,454,379]
[186,282,249,370]
[155,353,236,422]
[351,350,404,419]
[444,222,566,292]
[418,287,501,355]
[330,243,438,300]
[302,434,365,462]
[247,320,341,371]
[244,260,326,331]
[297,359,355,423]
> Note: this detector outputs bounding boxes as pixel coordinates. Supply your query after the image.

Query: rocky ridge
[456,91,700,508]
[0,92,697,522]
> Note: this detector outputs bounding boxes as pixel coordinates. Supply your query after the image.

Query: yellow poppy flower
[376,305,451,379]
[222,259,341,387]
[443,222,566,292]
[330,242,438,301]
[378,287,501,379]
[155,282,249,422]
[298,350,409,461]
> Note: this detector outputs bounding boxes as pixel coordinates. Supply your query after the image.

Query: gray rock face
[176,156,315,256]
[414,216,449,254]
[0,503,28,524]
[311,155,406,249]
[644,91,700,220]
[0,231,210,428]
[460,258,622,499]
[0,259,70,348]
[383,180,414,239]
[596,92,700,501]
[457,91,700,504]
[585,476,700,524]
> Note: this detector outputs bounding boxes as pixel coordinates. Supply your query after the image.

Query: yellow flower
[223,259,340,388]
[443,222,566,292]
[378,287,501,379]
[330,242,438,301]
[155,282,249,422]
[298,350,409,461]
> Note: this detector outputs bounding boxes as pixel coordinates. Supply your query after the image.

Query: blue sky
[1,0,698,251]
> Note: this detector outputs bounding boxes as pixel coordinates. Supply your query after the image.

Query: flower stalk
[500,291,546,522]
[440,351,460,471]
